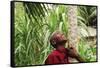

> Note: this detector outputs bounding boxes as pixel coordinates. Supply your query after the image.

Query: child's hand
[67,47,86,62]
[67,47,79,58]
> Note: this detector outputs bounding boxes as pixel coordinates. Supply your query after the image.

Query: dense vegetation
[14,2,97,66]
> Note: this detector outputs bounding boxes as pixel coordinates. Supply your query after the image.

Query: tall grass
[14,2,97,66]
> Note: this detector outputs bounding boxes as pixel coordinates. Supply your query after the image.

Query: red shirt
[45,48,69,65]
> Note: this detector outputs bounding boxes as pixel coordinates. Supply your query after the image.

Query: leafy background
[14,2,97,66]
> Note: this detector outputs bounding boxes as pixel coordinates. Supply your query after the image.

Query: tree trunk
[67,6,78,63]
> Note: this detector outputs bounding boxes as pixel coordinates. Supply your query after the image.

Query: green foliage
[78,6,97,26]
[14,2,97,66]
[78,39,96,62]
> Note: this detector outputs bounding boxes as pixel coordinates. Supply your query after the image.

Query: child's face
[56,41,66,52]
[56,40,67,47]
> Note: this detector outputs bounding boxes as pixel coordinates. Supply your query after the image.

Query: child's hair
[50,31,67,48]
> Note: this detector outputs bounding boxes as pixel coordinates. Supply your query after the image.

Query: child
[45,31,85,65]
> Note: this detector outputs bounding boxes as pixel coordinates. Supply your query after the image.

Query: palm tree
[67,5,78,62]
[68,5,78,48]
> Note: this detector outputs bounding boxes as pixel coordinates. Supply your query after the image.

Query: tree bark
[67,5,78,63]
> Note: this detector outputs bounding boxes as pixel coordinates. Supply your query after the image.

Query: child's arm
[67,47,86,63]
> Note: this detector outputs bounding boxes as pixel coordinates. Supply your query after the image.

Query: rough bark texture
[67,6,78,63]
